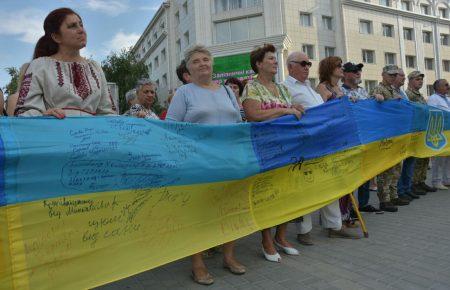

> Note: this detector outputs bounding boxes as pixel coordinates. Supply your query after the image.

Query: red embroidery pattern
[56,61,64,87]
[70,63,92,100]
[16,73,32,108]
[108,89,117,112]
[88,63,100,89]
[14,73,33,115]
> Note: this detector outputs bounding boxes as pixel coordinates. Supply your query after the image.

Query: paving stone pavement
[96,186,450,290]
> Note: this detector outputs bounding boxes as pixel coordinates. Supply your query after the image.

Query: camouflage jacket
[370,82,400,100]
[406,88,426,104]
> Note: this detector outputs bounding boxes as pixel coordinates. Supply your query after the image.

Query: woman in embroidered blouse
[167,45,244,286]
[242,44,304,263]
[316,56,345,102]
[124,79,159,119]
[15,8,116,117]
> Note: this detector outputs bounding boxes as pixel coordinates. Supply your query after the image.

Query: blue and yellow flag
[0,98,449,290]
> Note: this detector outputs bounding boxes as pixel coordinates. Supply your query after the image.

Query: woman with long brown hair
[316,56,344,102]
[15,8,116,117]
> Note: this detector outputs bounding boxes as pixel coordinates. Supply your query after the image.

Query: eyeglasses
[290,60,312,67]
[388,73,398,77]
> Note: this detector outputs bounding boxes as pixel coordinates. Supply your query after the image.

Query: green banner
[212,53,254,83]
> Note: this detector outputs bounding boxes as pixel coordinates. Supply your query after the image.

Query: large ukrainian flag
[0,98,449,290]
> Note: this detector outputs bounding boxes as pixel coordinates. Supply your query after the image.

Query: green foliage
[4,67,19,96]
[101,48,149,114]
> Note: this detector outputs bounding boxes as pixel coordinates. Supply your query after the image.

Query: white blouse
[15,57,117,116]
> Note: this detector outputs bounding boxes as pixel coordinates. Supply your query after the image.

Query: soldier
[370,65,410,212]
[407,71,437,194]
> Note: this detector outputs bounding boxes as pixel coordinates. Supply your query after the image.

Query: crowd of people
[3,7,450,286]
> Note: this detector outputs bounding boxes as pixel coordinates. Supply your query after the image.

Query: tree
[102,48,161,114]
[4,67,19,96]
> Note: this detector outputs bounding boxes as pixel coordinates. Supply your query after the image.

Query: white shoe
[434,183,448,190]
[262,247,281,262]
[274,241,300,256]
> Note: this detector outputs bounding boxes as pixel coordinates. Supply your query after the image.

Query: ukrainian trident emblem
[425,110,447,150]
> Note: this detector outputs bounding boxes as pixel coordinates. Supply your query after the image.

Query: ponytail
[33,34,58,59]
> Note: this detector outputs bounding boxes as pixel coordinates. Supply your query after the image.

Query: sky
[0,0,164,91]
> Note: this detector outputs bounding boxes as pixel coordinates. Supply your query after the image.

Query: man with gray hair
[392,68,408,100]
[427,79,450,189]
[283,51,360,246]
[370,65,410,212]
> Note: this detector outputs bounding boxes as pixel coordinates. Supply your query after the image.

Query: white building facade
[132,0,450,105]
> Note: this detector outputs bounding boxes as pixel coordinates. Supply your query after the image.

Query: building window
[405,55,416,68]
[153,31,158,41]
[439,8,449,18]
[401,1,411,11]
[379,0,391,7]
[420,4,430,15]
[161,49,166,63]
[215,0,262,13]
[362,49,375,63]
[365,80,377,92]
[384,52,396,65]
[441,34,450,46]
[184,31,190,46]
[175,11,180,25]
[300,12,313,27]
[147,37,151,46]
[359,20,373,35]
[427,85,434,96]
[162,74,167,87]
[382,24,394,37]
[425,58,434,70]
[309,78,317,88]
[148,63,152,75]
[214,15,264,44]
[156,79,160,88]
[443,60,450,72]
[423,31,432,44]
[142,46,146,53]
[322,16,333,30]
[325,47,335,57]
[302,44,315,60]
[182,1,188,15]
[154,56,159,68]
[160,22,165,29]
[403,27,414,41]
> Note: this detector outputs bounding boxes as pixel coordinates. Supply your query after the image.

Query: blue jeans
[397,157,416,195]
[358,181,371,208]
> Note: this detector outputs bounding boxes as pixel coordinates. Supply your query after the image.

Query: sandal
[191,270,214,285]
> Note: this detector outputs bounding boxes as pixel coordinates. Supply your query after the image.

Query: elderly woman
[15,8,116,117]
[316,56,344,102]
[242,44,304,263]
[124,79,159,119]
[166,45,244,285]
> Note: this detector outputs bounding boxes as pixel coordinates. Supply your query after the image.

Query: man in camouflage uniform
[370,65,410,212]
[407,71,438,194]
[397,71,428,201]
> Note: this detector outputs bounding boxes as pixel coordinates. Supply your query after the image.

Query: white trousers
[296,199,342,234]
[431,156,450,185]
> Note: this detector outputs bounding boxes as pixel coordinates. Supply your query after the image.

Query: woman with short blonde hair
[167,45,245,285]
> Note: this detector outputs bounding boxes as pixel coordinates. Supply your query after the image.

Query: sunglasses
[291,60,312,67]
[388,73,398,77]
